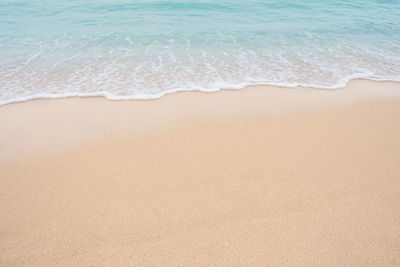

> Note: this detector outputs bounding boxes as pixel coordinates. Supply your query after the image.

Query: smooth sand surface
[1,80,400,266]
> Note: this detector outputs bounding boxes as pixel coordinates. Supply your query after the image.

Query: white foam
[1,75,399,106]
[1,37,400,106]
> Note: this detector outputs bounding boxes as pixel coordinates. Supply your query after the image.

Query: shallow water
[1,0,400,104]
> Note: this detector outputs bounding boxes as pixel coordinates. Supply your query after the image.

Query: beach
[1,80,400,265]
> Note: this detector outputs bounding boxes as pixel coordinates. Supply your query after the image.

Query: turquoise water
[1,0,400,104]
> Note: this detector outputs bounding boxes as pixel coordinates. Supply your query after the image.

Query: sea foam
[1,0,400,105]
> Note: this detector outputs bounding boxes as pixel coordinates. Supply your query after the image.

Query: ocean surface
[1,0,400,105]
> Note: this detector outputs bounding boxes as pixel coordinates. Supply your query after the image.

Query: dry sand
[1,80,400,266]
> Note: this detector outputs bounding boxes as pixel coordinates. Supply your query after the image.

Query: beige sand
[1,80,400,266]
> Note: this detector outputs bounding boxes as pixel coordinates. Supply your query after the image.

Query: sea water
[1,0,399,105]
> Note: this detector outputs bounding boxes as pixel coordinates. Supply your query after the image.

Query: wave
[1,74,399,106]
[1,0,400,106]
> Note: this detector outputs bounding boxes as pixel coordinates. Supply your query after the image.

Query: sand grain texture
[1,80,400,266]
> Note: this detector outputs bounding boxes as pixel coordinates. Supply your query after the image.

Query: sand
[1,80,400,266]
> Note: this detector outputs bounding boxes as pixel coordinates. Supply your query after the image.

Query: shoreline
[2,79,400,162]
[1,77,400,107]
[1,80,400,265]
